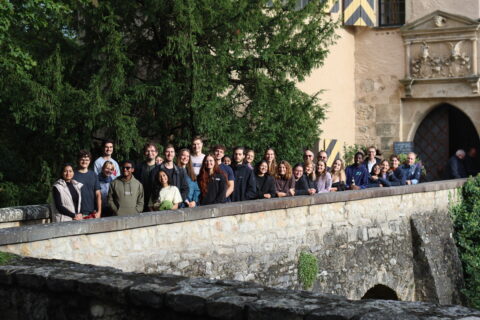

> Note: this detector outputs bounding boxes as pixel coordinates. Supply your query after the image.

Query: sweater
[316,172,332,193]
[108,176,144,216]
[200,173,227,205]
[275,176,295,195]
[254,175,276,199]
[231,164,257,202]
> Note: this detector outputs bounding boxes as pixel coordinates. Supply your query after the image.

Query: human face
[102,164,114,177]
[78,156,90,170]
[158,171,169,186]
[145,146,158,161]
[223,156,231,165]
[303,150,314,162]
[407,153,416,166]
[234,149,245,164]
[354,154,363,165]
[318,152,328,162]
[164,147,175,162]
[293,166,304,179]
[121,163,134,179]
[265,150,275,162]
[214,148,225,161]
[278,163,286,176]
[317,161,326,174]
[62,166,74,182]
[372,165,380,175]
[381,161,390,173]
[103,143,114,157]
[391,157,399,169]
[246,151,255,164]
[155,156,163,165]
[192,139,203,154]
[368,148,376,160]
[258,162,268,175]
[180,150,190,166]
[205,155,215,170]
[305,164,313,175]
[332,160,341,172]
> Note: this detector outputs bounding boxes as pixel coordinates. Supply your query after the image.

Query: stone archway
[361,284,399,300]
[413,103,480,181]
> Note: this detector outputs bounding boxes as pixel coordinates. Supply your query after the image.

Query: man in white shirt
[190,136,205,176]
[94,139,121,179]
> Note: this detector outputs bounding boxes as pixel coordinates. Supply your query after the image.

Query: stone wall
[0,205,50,229]
[0,257,478,320]
[0,180,466,305]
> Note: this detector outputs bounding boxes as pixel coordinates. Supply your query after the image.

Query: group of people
[51,138,431,222]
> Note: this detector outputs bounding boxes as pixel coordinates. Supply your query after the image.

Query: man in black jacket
[231,147,256,202]
[150,144,189,205]
[447,149,467,179]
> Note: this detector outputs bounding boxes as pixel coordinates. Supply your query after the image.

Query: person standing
[198,154,227,205]
[275,160,295,197]
[212,144,235,201]
[263,148,277,176]
[177,148,201,208]
[94,139,121,179]
[108,160,144,216]
[134,143,158,211]
[400,152,421,185]
[254,160,276,199]
[315,160,332,193]
[465,147,479,177]
[303,149,315,165]
[51,164,83,222]
[231,147,257,202]
[446,149,467,179]
[245,149,255,170]
[345,152,369,190]
[98,161,115,217]
[74,150,102,218]
[293,163,314,196]
[191,136,205,176]
[150,169,182,211]
[363,146,382,173]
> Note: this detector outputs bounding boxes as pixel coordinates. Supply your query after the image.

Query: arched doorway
[413,104,480,181]
[361,284,399,300]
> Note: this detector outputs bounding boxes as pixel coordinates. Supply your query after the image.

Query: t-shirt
[74,170,101,214]
[155,186,182,205]
[219,163,235,181]
[191,154,205,176]
[163,166,175,182]
[141,164,156,185]
[94,157,121,179]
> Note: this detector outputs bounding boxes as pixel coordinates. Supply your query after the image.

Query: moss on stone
[298,251,318,290]
[0,252,17,265]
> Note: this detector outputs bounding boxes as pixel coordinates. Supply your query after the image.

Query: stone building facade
[299,0,480,180]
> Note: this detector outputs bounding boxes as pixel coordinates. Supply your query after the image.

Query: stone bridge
[0,179,466,305]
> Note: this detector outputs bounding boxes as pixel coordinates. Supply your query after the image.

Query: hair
[263,147,277,176]
[255,160,270,176]
[316,160,327,178]
[380,160,390,173]
[102,160,114,171]
[245,149,255,163]
[155,168,171,188]
[354,151,364,162]
[330,159,346,182]
[370,163,381,176]
[120,160,134,167]
[303,159,316,181]
[233,146,245,154]
[198,154,227,195]
[102,139,114,147]
[211,144,226,152]
[192,135,203,143]
[77,150,92,161]
[177,148,196,181]
[389,154,399,162]
[60,163,74,179]
[275,160,292,180]
[456,149,466,157]
[143,142,158,153]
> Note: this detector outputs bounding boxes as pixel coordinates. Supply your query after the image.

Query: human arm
[267,176,276,198]
[179,169,189,202]
[52,188,76,219]
[246,171,257,200]
[215,175,227,203]
[411,165,421,185]
[95,190,102,218]
[136,183,144,213]
[107,183,118,214]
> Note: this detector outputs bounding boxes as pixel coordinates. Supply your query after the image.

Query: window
[379,0,405,26]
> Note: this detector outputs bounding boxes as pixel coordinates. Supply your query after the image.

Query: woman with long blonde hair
[329,159,346,192]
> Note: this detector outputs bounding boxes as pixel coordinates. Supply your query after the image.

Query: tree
[0,0,337,206]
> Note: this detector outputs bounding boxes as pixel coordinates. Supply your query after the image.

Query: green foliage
[450,175,480,308]
[342,144,368,166]
[298,251,318,289]
[0,0,338,206]
[0,252,17,265]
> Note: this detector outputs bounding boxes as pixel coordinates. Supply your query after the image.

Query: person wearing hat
[150,169,183,211]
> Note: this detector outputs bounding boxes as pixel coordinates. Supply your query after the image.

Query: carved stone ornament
[411,41,471,79]
[433,15,446,27]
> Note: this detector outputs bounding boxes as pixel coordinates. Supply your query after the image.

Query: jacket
[400,163,421,185]
[345,164,369,189]
[51,179,83,222]
[255,175,276,199]
[108,176,144,216]
[446,155,467,179]
[231,164,257,202]
[295,175,311,196]
[200,173,227,205]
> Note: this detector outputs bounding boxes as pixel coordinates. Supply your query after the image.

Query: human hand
[74,214,83,220]
[188,201,196,208]
[263,194,271,199]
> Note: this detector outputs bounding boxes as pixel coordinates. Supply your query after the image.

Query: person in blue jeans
[346,152,369,190]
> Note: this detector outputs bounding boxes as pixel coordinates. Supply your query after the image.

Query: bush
[298,251,318,290]
[450,175,480,308]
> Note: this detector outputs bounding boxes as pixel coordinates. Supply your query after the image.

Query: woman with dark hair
[367,164,383,188]
[263,148,277,177]
[293,163,314,196]
[51,163,83,222]
[330,159,346,192]
[379,160,401,187]
[254,160,276,199]
[150,169,182,211]
[275,160,295,197]
[222,155,232,166]
[198,154,227,205]
[177,148,200,208]
[315,160,332,193]
[390,154,406,185]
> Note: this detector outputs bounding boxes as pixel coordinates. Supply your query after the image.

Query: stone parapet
[0,204,50,229]
[0,257,478,320]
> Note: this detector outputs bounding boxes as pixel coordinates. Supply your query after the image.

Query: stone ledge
[0,205,50,223]
[0,257,478,319]
[0,179,466,246]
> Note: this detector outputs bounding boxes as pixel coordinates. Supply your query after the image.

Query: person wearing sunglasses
[108,160,144,216]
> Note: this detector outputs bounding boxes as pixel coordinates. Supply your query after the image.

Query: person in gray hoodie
[108,160,144,216]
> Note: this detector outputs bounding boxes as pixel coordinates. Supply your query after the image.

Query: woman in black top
[198,154,227,205]
[254,160,276,199]
[379,160,401,187]
[52,163,83,222]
